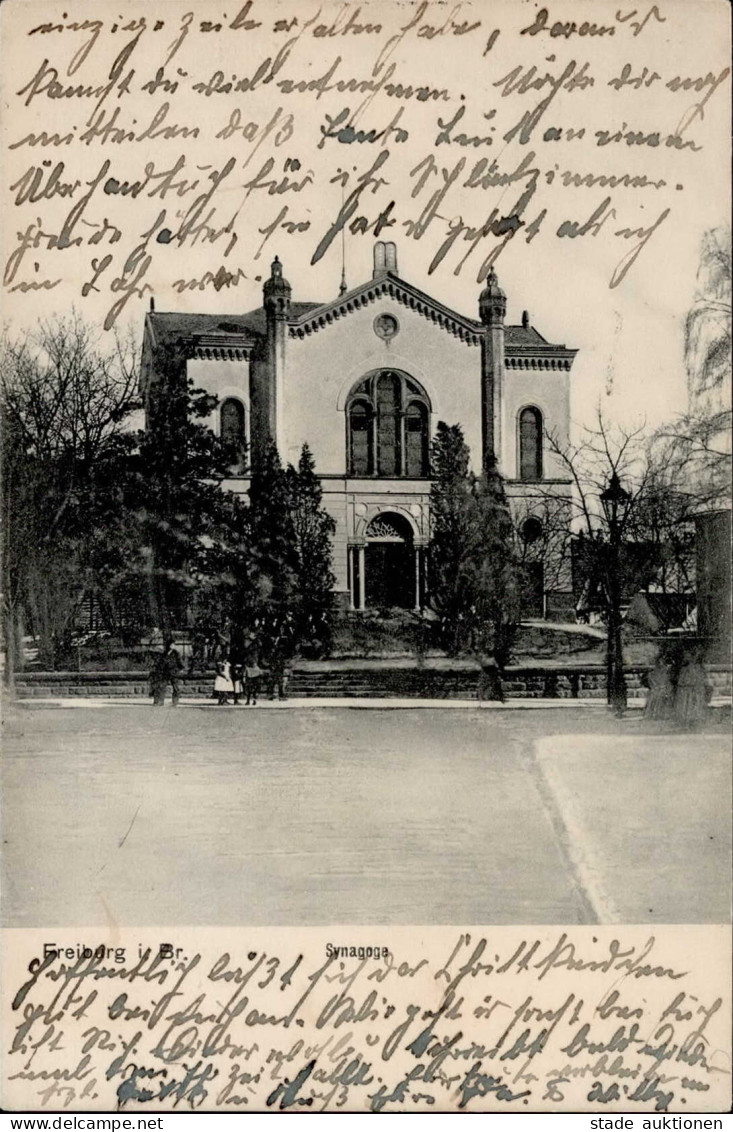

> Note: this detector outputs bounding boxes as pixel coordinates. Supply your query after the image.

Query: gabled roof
[143,311,263,362]
[506,325,549,347]
[288,271,483,346]
[143,272,576,367]
[286,271,576,366]
[504,317,577,369]
[144,306,319,362]
[145,311,262,347]
[225,302,324,339]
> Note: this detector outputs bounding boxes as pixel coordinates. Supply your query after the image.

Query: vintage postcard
[1,0,731,1116]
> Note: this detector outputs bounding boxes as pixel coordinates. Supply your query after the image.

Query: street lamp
[600,472,632,716]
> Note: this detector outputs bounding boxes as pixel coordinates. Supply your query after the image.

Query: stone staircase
[287,663,651,699]
[288,665,478,699]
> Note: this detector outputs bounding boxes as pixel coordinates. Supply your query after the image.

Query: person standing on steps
[150,641,183,706]
[266,612,295,700]
[214,659,233,705]
[164,641,182,706]
[244,643,263,706]
[189,630,206,675]
[230,657,244,705]
[477,653,505,702]
[644,652,675,720]
[149,649,167,707]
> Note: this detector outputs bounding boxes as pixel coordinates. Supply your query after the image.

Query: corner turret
[252,256,291,464]
[479,268,506,471]
[479,266,507,326]
[263,255,292,319]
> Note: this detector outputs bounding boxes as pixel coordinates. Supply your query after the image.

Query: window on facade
[220,398,246,469]
[405,401,429,477]
[376,371,400,476]
[519,561,545,618]
[522,516,543,544]
[349,400,373,476]
[346,371,430,478]
[519,407,543,482]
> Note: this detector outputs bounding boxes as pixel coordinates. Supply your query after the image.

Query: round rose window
[373,313,399,341]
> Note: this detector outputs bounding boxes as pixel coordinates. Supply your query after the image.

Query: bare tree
[654,410,731,508]
[684,225,731,408]
[545,411,648,536]
[542,409,699,615]
[653,225,732,513]
[512,496,573,617]
[1,313,140,678]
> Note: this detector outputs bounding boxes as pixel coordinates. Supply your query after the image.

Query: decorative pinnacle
[479,266,507,325]
[263,255,291,308]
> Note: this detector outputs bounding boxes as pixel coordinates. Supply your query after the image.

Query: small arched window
[220,398,246,469]
[348,399,373,476]
[346,371,431,478]
[519,407,543,482]
[376,371,401,476]
[521,516,543,544]
[405,401,429,477]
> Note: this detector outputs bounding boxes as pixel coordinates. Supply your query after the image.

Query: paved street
[2,704,730,927]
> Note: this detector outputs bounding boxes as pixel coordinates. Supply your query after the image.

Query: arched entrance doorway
[364,512,415,609]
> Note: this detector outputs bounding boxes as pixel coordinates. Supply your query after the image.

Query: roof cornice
[184,333,255,361]
[506,351,577,371]
[288,272,578,364]
[289,272,482,346]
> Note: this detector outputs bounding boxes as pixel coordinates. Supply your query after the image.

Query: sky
[2,0,730,438]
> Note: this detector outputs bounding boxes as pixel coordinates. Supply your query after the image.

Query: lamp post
[600,471,631,716]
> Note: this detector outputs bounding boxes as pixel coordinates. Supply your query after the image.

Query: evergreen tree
[466,459,521,667]
[429,423,519,662]
[246,437,298,634]
[191,489,257,645]
[77,431,152,646]
[135,341,241,639]
[428,423,476,653]
[287,444,336,655]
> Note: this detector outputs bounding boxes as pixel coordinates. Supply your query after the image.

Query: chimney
[373,242,386,278]
[522,310,529,329]
[478,268,507,472]
[373,241,397,278]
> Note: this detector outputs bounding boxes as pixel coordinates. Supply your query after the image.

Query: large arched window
[518,406,543,482]
[346,371,430,477]
[220,397,247,470]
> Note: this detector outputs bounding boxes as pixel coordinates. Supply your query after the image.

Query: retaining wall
[14,664,730,701]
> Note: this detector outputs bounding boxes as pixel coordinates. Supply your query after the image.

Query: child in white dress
[214,660,233,705]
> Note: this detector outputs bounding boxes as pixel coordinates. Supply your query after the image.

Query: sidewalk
[10,693,731,713]
[11,695,646,710]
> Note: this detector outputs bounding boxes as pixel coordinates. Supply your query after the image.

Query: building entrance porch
[348,512,425,612]
[366,542,414,609]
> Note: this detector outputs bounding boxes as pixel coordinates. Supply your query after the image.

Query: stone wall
[16,664,732,701]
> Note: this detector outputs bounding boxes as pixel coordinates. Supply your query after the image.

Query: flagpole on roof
[339,183,348,296]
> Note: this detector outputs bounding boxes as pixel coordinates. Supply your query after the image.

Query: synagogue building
[140,243,578,616]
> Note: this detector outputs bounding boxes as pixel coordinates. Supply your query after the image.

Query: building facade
[140,244,577,616]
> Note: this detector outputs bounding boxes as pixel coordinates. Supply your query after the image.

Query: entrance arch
[365,512,415,610]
